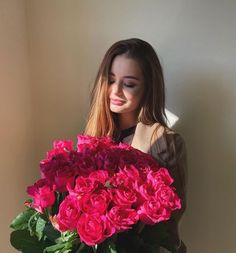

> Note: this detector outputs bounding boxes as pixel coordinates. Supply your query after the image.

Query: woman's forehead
[110,55,142,79]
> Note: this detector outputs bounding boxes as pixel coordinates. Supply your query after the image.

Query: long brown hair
[84,38,168,137]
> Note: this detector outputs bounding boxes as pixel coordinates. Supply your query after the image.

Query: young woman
[84,38,187,253]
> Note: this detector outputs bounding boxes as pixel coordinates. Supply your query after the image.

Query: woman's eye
[124,83,136,88]
[108,80,115,85]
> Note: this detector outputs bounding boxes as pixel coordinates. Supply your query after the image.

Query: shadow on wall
[175,71,235,252]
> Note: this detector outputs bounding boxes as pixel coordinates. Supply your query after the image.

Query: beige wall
[1,0,236,252]
[0,0,33,252]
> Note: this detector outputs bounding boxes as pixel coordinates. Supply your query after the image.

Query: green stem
[92,244,97,253]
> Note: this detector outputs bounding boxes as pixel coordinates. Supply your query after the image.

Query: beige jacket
[123,122,187,253]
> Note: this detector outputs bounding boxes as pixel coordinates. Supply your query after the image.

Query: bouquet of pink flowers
[10,135,181,253]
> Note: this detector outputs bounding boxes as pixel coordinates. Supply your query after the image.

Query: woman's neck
[118,112,138,130]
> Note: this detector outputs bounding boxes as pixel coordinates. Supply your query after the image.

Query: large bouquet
[10,135,181,253]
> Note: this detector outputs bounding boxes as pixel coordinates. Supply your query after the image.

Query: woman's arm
[151,131,188,252]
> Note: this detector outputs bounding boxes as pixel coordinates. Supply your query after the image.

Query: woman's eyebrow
[109,72,140,80]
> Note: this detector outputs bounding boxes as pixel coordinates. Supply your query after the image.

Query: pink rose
[68,176,100,197]
[46,140,73,160]
[54,165,76,192]
[77,135,113,152]
[77,213,115,246]
[135,152,159,170]
[27,179,55,213]
[53,196,80,231]
[109,187,137,208]
[107,206,139,232]
[95,151,119,172]
[118,151,139,167]
[123,165,140,181]
[111,170,132,188]
[137,168,177,203]
[156,184,181,210]
[138,181,157,201]
[53,140,73,151]
[89,170,109,184]
[40,156,62,180]
[138,200,170,225]
[111,165,140,188]
[118,142,134,150]
[79,189,111,214]
[40,155,71,183]
[147,168,174,186]
[73,153,97,177]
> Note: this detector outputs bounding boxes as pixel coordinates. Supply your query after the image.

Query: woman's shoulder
[132,122,186,156]
[134,121,178,140]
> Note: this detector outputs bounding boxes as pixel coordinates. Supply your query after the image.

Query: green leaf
[36,217,47,240]
[43,243,65,252]
[44,231,79,253]
[51,192,61,215]
[44,241,74,253]
[10,230,50,253]
[10,208,36,230]
[28,212,40,236]
[57,231,78,243]
[43,223,61,242]
[10,230,38,250]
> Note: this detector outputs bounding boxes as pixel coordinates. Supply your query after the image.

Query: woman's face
[108,54,145,119]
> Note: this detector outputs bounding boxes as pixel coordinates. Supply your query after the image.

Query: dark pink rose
[79,189,111,214]
[111,165,140,188]
[147,168,174,187]
[77,213,115,246]
[109,187,137,207]
[54,165,76,192]
[136,153,159,170]
[138,181,157,201]
[156,184,181,210]
[68,176,100,197]
[107,206,139,232]
[111,170,132,188]
[40,154,71,182]
[77,135,113,152]
[27,179,55,213]
[47,140,73,160]
[138,200,170,225]
[118,142,134,150]
[53,196,80,231]
[118,150,139,167]
[89,170,109,185]
[123,165,140,181]
[53,140,73,151]
[95,151,119,172]
[73,153,97,177]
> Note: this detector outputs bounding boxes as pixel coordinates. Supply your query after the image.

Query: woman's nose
[111,82,123,95]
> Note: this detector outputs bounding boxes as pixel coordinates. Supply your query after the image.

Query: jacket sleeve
[150,131,188,252]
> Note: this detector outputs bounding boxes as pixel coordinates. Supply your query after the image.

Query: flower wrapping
[10,135,181,253]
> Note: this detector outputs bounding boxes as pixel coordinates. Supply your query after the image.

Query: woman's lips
[110,99,125,105]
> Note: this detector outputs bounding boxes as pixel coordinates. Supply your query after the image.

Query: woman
[84,38,187,253]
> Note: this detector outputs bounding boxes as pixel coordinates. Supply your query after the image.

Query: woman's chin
[110,108,123,114]
[109,105,124,114]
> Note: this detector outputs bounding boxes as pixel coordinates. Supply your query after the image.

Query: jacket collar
[131,122,164,153]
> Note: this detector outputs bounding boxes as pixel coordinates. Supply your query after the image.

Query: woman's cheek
[129,88,144,105]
